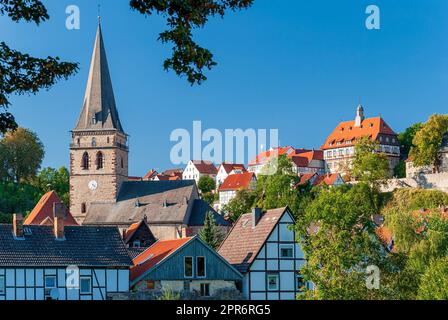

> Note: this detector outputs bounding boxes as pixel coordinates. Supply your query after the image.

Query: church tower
[70,22,128,223]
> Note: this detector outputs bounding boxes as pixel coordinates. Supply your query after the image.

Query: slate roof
[24,191,78,226]
[74,22,124,133]
[188,199,230,226]
[83,180,227,227]
[218,207,291,273]
[0,225,132,267]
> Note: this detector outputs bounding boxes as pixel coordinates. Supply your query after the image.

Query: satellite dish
[50,288,59,300]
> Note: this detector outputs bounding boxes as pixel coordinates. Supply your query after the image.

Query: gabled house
[24,191,78,226]
[130,236,242,299]
[0,210,132,300]
[83,180,231,240]
[218,207,307,300]
[218,172,256,210]
[122,216,157,249]
[312,173,344,187]
[143,169,158,181]
[182,160,217,184]
[248,147,296,176]
[216,163,247,188]
[288,150,325,175]
[294,173,319,188]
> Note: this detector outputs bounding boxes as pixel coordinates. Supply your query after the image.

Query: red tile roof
[321,117,396,150]
[312,173,341,186]
[143,169,158,181]
[128,176,143,181]
[192,160,217,174]
[219,172,255,192]
[130,237,192,282]
[295,173,318,187]
[248,147,295,166]
[219,163,246,174]
[123,221,141,243]
[24,191,78,226]
[218,207,290,272]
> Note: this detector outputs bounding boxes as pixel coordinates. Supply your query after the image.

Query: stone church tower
[70,22,128,223]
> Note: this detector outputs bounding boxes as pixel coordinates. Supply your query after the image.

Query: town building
[0,212,132,300]
[82,180,231,240]
[321,105,400,176]
[312,173,345,187]
[182,160,217,184]
[122,217,157,250]
[218,172,256,210]
[130,236,242,299]
[24,191,78,226]
[288,150,325,175]
[248,147,296,176]
[216,163,246,188]
[218,207,307,300]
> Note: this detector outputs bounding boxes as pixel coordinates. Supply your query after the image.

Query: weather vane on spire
[97,4,101,24]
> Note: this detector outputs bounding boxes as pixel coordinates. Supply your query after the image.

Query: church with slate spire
[70,21,129,223]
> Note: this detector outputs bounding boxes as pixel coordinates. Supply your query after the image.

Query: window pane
[80,278,91,294]
[267,274,279,290]
[280,246,293,258]
[0,276,4,293]
[184,257,193,277]
[45,276,56,288]
[200,283,210,297]
[197,257,206,278]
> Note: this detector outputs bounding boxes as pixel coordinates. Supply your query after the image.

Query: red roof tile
[295,173,318,187]
[312,173,341,186]
[130,237,192,281]
[249,147,295,166]
[192,160,217,174]
[321,117,396,150]
[24,191,78,226]
[218,207,290,272]
[143,169,158,181]
[219,163,247,174]
[219,172,256,192]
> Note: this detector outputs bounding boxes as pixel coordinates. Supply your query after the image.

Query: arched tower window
[96,152,104,170]
[91,137,97,147]
[121,157,124,169]
[81,203,86,213]
[82,152,89,170]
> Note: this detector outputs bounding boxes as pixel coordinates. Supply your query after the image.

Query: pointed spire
[74,22,124,133]
[355,104,365,127]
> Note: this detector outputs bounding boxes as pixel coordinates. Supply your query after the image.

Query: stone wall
[382,172,448,193]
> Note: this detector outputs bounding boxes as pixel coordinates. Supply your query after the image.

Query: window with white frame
[267,273,279,291]
[280,244,294,258]
[0,275,4,294]
[184,256,193,278]
[80,277,92,294]
[197,256,206,278]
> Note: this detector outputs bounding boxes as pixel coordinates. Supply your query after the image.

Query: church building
[70,22,229,239]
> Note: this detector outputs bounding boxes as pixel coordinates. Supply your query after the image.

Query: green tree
[32,167,70,206]
[223,189,256,222]
[351,137,390,186]
[0,182,41,217]
[198,175,216,193]
[398,123,423,160]
[295,183,397,300]
[410,114,448,172]
[417,257,448,300]
[199,212,223,249]
[0,0,78,133]
[130,0,254,85]
[0,127,44,183]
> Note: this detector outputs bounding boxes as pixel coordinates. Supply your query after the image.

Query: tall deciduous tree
[32,167,70,206]
[223,189,256,222]
[0,127,44,183]
[410,114,448,173]
[351,137,390,186]
[129,0,254,85]
[0,0,78,133]
[198,175,216,194]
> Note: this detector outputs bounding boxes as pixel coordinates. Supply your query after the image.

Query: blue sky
[1,0,447,176]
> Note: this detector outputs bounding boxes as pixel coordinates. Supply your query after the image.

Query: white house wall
[0,267,129,301]
[247,211,305,300]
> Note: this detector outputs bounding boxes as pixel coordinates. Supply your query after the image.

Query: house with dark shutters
[218,207,308,300]
[0,208,132,300]
[130,236,242,299]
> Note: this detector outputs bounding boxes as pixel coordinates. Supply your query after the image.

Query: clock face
[88,180,98,191]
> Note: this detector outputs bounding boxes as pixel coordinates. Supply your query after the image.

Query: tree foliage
[199,211,223,249]
[0,127,44,183]
[129,0,254,85]
[0,0,78,133]
[351,137,390,186]
[32,167,70,206]
[223,188,256,222]
[417,257,448,300]
[198,175,216,194]
[410,114,448,172]
[398,123,423,160]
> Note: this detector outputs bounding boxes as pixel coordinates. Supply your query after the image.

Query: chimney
[13,213,24,238]
[53,203,66,240]
[252,207,262,229]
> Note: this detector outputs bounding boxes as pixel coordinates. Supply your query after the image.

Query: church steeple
[74,22,124,133]
[354,104,365,127]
